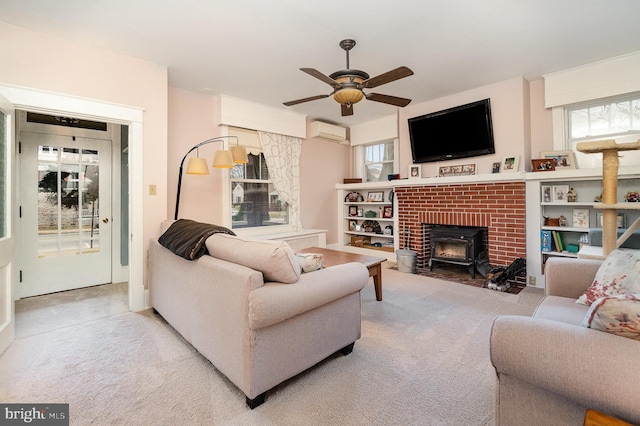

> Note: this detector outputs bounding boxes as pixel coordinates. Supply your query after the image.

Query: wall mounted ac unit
[309,121,347,143]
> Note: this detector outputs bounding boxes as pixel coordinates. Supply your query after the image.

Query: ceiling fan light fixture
[334,88,364,105]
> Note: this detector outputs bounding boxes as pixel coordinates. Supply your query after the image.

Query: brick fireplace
[394,181,526,270]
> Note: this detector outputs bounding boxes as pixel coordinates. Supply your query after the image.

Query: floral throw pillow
[581,293,640,340]
[576,249,640,306]
[296,253,324,273]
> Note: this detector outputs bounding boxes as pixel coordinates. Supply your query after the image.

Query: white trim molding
[544,50,640,108]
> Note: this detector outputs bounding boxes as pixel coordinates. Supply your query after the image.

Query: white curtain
[258,131,303,230]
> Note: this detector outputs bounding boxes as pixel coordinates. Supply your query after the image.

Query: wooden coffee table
[299,247,386,301]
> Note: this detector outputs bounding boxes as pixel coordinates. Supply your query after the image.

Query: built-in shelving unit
[526,166,640,285]
[335,181,397,259]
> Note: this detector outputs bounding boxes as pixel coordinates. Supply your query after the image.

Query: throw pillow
[296,253,324,273]
[205,233,301,284]
[581,293,640,341]
[576,249,640,306]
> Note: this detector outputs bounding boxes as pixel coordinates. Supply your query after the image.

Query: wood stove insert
[429,226,483,278]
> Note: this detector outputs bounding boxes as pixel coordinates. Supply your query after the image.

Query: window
[229,152,289,229]
[567,93,640,144]
[363,141,395,182]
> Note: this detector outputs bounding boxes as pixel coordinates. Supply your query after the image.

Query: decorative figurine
[625,191,640,202]
[559,215,568,227]
[567,187,577,202]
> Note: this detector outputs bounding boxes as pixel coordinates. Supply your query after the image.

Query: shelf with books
[529,169,640,279]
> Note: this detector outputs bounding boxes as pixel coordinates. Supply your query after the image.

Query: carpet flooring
[1,266,544,425]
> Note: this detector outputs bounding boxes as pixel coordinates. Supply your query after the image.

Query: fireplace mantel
[390,171,525,188]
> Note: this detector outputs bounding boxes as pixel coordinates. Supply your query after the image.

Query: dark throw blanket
[158,219,236,260]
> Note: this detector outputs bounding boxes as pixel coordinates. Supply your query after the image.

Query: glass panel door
[19,132,112,297]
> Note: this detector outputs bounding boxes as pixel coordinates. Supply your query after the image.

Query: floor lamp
[174,136,248,220]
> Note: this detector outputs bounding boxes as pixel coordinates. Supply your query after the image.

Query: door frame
[0,84,145,312]
[0,92,15,354]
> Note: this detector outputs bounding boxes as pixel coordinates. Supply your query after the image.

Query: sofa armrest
[544,257,602,298]
[248,262,369,330]
[491,315,640,423]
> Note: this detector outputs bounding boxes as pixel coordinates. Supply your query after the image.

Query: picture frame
[382,205,393,218]
[596,212,626,228]
[348,205,358,217]
[344,191,364,202]
[408,164,421,179]
[438,163,477,177]
[501,155,519,172]
[540,150,577,170]
[541,185,552,203]
[531,158,555,172]
[552,185,570,203]
[349,220,357,231]
[491,162,501,173]
[572,209,590,228]
[367,191,384,202]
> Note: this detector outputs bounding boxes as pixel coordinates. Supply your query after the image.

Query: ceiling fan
[283,39,414,116]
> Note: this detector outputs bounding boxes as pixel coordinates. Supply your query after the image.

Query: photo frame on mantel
[408,164,421,179]
[540,150,577,169]
[501,155,519,172]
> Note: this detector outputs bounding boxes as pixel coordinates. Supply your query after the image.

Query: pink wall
[529,78,554,157]
[300,128,350,244]
[168,87,224,223]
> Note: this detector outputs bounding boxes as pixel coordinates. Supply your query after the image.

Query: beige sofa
[148,228,369,408]
[490,257,640,425]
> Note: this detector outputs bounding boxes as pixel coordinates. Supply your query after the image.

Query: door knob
[102,218,109,224]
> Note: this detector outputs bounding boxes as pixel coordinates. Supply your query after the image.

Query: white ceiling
[2,0,640,127]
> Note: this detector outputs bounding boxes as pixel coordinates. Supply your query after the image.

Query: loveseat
[148,221,369,408]
[490,256,640,425]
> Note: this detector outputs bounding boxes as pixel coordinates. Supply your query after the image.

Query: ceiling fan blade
[283,94,330,106]
[366,93,412,107]
[341,104,354,116]
[361,66,414,89]
[300,68,340,88]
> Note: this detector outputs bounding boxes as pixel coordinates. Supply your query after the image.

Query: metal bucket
[396,249,417,274]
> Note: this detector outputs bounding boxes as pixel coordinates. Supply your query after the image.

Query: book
[551,231,564,252]
[572,208,589,228]
[540,230,552,252]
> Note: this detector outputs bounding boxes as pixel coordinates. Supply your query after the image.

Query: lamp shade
[186,157,210,175]
[212,150,234,168]
[230,145,249,164]
[334,88,364,105]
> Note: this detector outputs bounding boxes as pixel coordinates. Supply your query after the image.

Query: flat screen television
[408,98,495,163]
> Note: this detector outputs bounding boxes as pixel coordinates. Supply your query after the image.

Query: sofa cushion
[296,253,324,273]
[576,249,640,306]
[205,233,301,283]
[533,295,589,326]
[581,293,640,340]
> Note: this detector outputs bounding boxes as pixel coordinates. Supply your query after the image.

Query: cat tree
[576,139,640,258]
